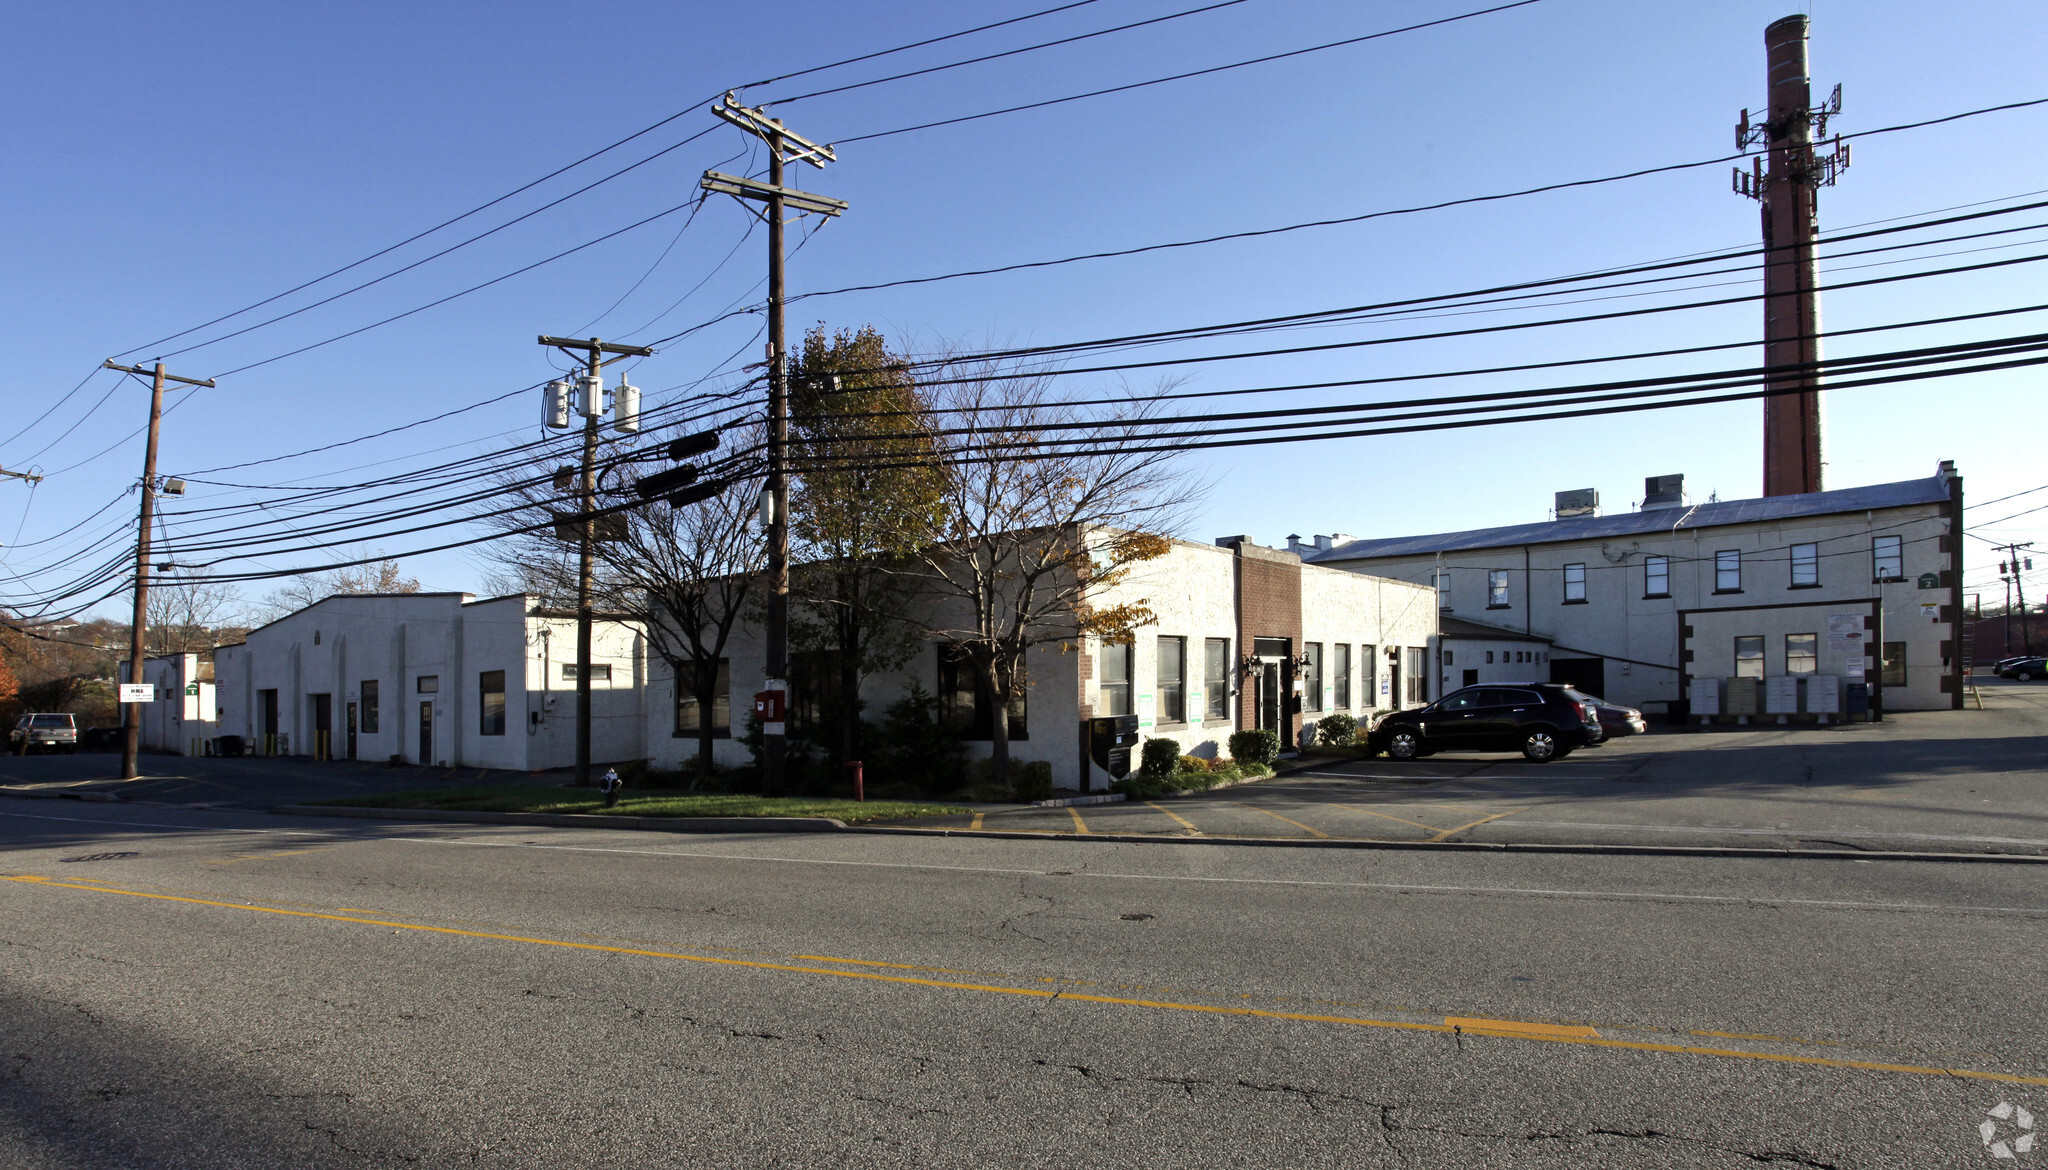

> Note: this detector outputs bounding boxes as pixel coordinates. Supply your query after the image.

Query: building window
[940,644,1026,740]
[1786,633,1817,676]
[675,658,730,738]
[1791,543,1819,588]
[1715,550,1742,593]
[360,680,380,734]
[1734,636,1764,678]
[1203,638,1230,720]
[1881,641,1908,687]
[1359,645,1377,708]
[1645,555,1669,598]
[1302,643,1323,713]
[1487,570,1510,608]
[1405,648,1428,703]
[561,662,612,682]
[1562,562,1587,603]
[1334,644,1351,709]
[1098,640,1132,717]
[479,670,506,736]
[1873,535,1904,582]
[416,675,438,694]
[1157,636,1186,725]
[1485,651,1494,664]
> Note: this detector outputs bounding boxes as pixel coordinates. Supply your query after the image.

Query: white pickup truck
[10,713,78,754]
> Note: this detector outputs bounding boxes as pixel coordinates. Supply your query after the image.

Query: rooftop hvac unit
[1554,488,1597,517]
[1642,473,1687,511]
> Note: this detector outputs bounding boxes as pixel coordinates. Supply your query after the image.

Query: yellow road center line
[1445,1015,1599,1040]
[1429,808,1530,842]
[969,813,984,831]
[1235,804,1330,839]
[1145,801,1202,834]
[1321,803,1440,833]
[8,874,2047,1089]
[1067,806,1092,834]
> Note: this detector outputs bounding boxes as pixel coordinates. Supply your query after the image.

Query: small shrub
[1140,737,1181,777]
[1011,760,1054,802]
[1111,773,1170,799]
[1317,713,1359,746]
[1238,761,1273,779]
[1177,754,1208,774]
[1209,763,1243,783]
[1228,728,1280,766]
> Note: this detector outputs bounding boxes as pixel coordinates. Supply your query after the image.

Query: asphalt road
[3,796,2045,1167]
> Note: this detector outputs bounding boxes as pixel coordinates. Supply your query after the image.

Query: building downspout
[1948,465,1966,709]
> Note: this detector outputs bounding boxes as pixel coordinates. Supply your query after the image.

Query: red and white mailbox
[753,690,786,723]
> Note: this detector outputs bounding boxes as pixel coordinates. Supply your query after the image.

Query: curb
[1030,793,1127,808]
[273,805,846,833]
[0,787,122,802]
[841,824,2048,863]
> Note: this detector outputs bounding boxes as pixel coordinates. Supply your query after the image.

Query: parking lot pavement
[882,678,2048,855]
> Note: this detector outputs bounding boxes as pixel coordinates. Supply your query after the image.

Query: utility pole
[701,92,846,796]
[1735,14,1850,498]
[0,466,41,486]
[2001,542,2036,655]
[538,336,653,788]
[103,360,215,781]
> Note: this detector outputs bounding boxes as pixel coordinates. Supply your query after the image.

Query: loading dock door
[1549,657,1605,697]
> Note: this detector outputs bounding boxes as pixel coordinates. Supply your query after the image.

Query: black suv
[1367,683,1603,762]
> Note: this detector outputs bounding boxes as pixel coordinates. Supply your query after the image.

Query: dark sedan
[1366,683,1603,763]
[1583,697,1648,740]
[1998,658,2046,681]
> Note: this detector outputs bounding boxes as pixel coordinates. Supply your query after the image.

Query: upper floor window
[1715,550,1742,593]
[1487,570,1510,608]
[1790,543,1819,587]
[1644,555,1669,597]
[1873,535,1904,582]
[1562,562,1587,603]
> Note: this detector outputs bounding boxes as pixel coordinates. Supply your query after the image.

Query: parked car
[1998,657,2046,681]
[1366,683,1603,762]
[81,727,125,752]
[9,713,78,754]
[1582,696,1649,740]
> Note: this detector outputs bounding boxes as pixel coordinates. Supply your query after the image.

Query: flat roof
[1308,472,1951,563]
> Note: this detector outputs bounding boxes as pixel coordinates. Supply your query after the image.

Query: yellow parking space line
[969,812,985,831]
[1067,806,1092,834]
[1427,808,1530,842]
[1446,1015,1599,1040]
[1144,802,1202,834]
[1322,803,1441,833]
[10,873,2048,1090]
[1234,803,1330,838]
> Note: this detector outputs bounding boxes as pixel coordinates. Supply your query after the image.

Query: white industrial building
[650,535,1436,789]
[213,593,648,769]
[120,651,218,756]
[1296,463,1967,718]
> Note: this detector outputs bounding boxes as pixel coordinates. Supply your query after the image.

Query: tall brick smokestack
[1760,14,1824,496]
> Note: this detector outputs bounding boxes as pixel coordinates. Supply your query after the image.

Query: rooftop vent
[1554,489,1598,518]
[1642,473,1687,511]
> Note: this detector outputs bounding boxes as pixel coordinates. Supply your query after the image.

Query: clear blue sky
[3,0,2045,620]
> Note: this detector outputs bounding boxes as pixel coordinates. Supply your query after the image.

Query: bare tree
[887,363,1203,783]
[145,577,245,656]
[255,556,421,622]
[475,421,765,779]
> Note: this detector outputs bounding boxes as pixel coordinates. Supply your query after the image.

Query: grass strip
[314,785,967,824]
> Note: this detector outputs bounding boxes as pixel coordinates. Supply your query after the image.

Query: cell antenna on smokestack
[1734,15,1848,498]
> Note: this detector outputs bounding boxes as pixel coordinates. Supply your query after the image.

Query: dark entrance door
[310,694,332,759]
[1462,668,1479,688]
[1549,657,1606,697]
[345,702,358,761]
[260,689,279,754]
[1255,661,1283,732]
[418,701,434,764]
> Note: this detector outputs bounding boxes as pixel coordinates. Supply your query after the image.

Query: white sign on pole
[118,683,154,703]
